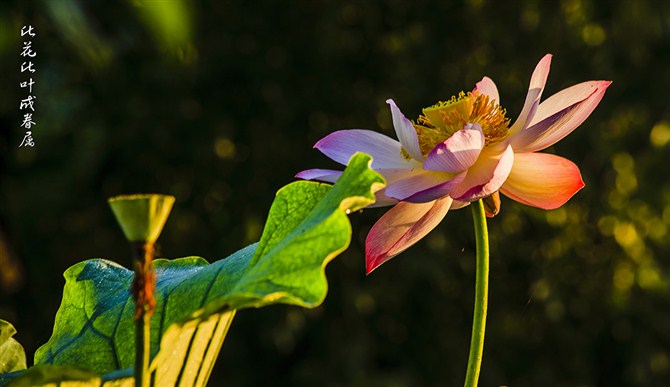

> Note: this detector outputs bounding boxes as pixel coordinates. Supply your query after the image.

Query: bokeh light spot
[582,23,606,46]
[613,263,634,292]
[214,137,236,160]
[650,121,670,148]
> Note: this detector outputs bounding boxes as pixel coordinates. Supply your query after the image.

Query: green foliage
[147,310,235,386]
[4,313,234,387]
[15,154,383,382]
[0,320,26,374]
[7,365,99,387]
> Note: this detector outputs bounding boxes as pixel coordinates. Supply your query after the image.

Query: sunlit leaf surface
[6,365,99,387]
[32,153,383,375]
[0,320,26,374]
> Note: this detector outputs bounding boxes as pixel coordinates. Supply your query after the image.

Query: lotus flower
[297,54,610,273]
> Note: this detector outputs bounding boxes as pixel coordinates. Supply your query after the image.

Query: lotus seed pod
[108,194,175,243]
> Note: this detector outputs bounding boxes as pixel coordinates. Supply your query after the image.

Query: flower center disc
[413,92,510,156]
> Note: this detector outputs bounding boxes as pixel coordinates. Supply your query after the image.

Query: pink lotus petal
[295,168,343,183]
[365,167,423,207]
[475,76,500,104]
[315,129,418,169]
[366,197,453,274]
[375,167,423,183]
[509,54,552,136]
[510,81,611,153]
[402,172,466,203]
[450,145,514,202]
[450,200,471,210]
[500,152,584,210]
[423,124,485,173]
[385,170,464,203]
[296,169,397,208]
[387,99,424,161]
[367,189,399,208]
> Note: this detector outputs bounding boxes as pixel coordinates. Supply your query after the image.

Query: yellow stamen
[409,91,511,157]
[423,92,474,134]
[470,92,510,145]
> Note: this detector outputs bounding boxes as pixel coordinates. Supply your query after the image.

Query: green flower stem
[136,311,151,387]
[132,242,156,387]
[464,199,489,387]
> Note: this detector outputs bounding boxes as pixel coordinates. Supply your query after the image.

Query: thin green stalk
[135,312,151,387]
[132,242,156,387]
[464,199,490,387]
[108,194,173,387]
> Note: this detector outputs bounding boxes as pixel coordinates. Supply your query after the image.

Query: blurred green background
[1,0,669,385]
